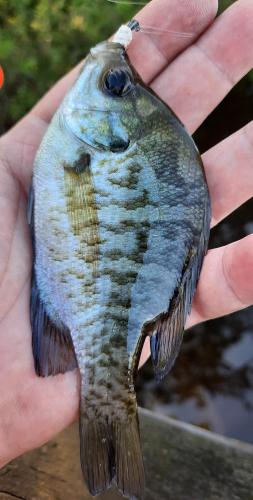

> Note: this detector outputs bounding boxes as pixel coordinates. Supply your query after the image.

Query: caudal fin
[79,418,114,495]
[79,411,145,499]
[114,417,145,500]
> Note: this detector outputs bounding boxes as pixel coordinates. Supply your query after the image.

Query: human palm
[0,0,253,467]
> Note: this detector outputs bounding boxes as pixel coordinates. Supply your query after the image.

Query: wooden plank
[0,408,253,500]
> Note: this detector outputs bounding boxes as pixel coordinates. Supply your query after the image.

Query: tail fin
[114,417,145,500]
[79,418,114,495]
[79,409,145,499]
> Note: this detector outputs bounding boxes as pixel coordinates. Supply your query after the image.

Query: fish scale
[35,132,148,387]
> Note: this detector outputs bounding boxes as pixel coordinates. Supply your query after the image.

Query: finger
[152,0,253,133]
[0,283,79,467]
[31,0,217,123]
[0,370,79,468]
[203,121,253,228]
[128,0,218,81]
[187,234,253,328]
[140,234,253,368]
[0,114,48,192]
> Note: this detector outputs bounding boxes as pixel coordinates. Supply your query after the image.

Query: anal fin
[28,182,77,377]
[31,275,77,377]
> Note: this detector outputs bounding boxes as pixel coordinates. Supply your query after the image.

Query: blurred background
[0,0,252,444]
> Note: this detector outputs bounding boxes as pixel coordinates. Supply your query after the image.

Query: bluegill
[28,40,211,500]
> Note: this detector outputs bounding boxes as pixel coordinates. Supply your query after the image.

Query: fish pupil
[104,68,132,97]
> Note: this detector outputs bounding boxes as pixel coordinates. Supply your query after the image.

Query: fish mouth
[91,41,126,57]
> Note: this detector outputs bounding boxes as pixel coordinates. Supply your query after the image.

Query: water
[137,73,253,445]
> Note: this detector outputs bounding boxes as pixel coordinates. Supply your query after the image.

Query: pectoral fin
[28,184,77,377]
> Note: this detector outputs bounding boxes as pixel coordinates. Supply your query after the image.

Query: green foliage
[0,0,145,132]
[218,0,236,13]
[0,0,246,133]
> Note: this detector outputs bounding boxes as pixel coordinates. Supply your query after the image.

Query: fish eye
[103,68,133,97]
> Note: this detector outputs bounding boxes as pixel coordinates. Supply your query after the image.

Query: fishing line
[105,1,194,39]
[134,24,193,38]
[127,19,194,39]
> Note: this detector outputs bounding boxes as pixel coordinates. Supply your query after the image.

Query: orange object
[0,66,4,89]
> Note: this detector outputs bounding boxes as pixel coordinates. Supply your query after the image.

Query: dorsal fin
[149,200,211,382]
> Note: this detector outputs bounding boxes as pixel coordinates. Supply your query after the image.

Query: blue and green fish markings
[28,41,211,500]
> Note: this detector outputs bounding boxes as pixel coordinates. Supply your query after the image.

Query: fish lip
[90,41,126,57]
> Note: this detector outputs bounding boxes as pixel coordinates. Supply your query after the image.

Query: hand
[0,0,252,468]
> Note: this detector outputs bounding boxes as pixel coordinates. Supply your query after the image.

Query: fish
[28,39,211,500]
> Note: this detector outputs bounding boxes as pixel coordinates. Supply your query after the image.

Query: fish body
[29,41,211,499]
